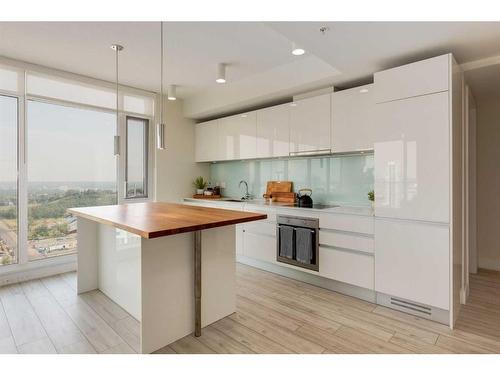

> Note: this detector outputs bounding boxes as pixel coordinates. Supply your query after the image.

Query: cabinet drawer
[319,247,374,289]
[319,213,374,235]
[245,206,277,222]
[243,232,276,263]
[374,54,450,103]
[244,221,276,237]
[319,230,374,254]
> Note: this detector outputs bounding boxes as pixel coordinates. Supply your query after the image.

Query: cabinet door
[374,54,450,103]
[332,84,374,152]
[289,93,331,154]
[242,232,276,263]
[374,91,450,223]
[195,120,219,162]
[374,219,450,310]
[218,112,257,160]
[256,104,290,158]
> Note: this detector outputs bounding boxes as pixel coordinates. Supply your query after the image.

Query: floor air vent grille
[390,297,432,316]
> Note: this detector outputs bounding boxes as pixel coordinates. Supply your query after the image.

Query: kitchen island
[68,202,266,354]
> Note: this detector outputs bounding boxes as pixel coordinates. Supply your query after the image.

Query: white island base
[76,217,236,354]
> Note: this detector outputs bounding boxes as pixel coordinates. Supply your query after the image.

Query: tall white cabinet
[373,54,462,327]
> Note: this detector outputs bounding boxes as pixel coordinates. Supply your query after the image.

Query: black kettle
[297,188,313,207]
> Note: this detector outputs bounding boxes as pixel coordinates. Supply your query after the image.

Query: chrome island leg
[194,230,202,337]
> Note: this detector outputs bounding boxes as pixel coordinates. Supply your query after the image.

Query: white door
[332,84,374,152]
[289,94,331,154]
[375,218,450,310]
[218,112,257,160]
[256,104,290,158]
[374,91,450,222]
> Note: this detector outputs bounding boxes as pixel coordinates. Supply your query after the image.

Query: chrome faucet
[239,180,252,200]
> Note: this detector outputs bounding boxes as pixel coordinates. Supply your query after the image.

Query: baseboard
[478,257,500,272]
[236,255,376,303]
[0,261,77,286]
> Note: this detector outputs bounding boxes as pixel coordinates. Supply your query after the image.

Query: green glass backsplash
[209,153,374,206]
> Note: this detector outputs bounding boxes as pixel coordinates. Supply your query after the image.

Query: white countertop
[183,197,374,217]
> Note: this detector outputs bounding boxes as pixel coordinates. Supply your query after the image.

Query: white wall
[155,97,209,202]
[477,93,500,271]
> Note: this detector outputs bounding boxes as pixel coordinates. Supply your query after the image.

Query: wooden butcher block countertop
[68,202,267,239]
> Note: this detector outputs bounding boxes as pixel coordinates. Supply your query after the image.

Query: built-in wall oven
[276,215,319,271]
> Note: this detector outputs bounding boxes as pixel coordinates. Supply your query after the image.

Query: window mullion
[18,75,28,265]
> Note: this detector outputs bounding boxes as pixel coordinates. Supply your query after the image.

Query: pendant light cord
[116,46,119,123]
[160,21,164,124]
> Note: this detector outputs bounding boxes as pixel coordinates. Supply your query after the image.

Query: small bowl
[204,191,213,196]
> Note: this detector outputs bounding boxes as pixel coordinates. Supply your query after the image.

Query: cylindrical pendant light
[167,84,177,101]
[291,42,305,56]
[216,63,226,83]
[157,22,166,150]
[110,44,123,156]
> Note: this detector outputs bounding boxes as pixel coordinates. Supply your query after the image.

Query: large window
[0,95,18,266]
[27,101,117,261]
[125,116,149,199]
[0,63,154,274]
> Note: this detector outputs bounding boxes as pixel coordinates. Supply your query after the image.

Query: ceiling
[1,22,500,118]
[465,64,500,99]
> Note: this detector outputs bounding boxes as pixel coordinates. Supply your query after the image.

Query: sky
[1,97,147,188]
[27,100,117,182]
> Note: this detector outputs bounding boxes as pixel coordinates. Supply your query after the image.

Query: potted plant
[368,190,375,210]
[193,176,208,195]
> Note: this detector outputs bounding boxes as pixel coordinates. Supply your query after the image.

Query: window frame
[124,115,150,200]
[0,93,20,267]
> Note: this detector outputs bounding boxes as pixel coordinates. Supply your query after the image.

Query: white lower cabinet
[242,231,276,263]
[374,219,450,310]
[235,224,244,255]
[319,230,374,254]
[319,247,374,290]
[319,213,374,235]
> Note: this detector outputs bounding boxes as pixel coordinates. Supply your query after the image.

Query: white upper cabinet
[374,54,450,103]
[195,119,220,162]
[289,93,331,154]
[332,84,375,152]
[256,103,290,158]
[218,111,257,160]
[374,91,450,223]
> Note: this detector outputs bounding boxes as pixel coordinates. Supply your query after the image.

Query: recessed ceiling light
[290,103,297,107]
[167,84,177,100]
[292,42,305,56]
[241,114,248,118]
[216,63,226,83]
[359,88,369,93]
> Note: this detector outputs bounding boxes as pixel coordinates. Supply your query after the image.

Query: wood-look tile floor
[2,264,500,354]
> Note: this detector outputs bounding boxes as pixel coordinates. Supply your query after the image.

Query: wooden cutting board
[268,191,296,203]
[265,181,293,196]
